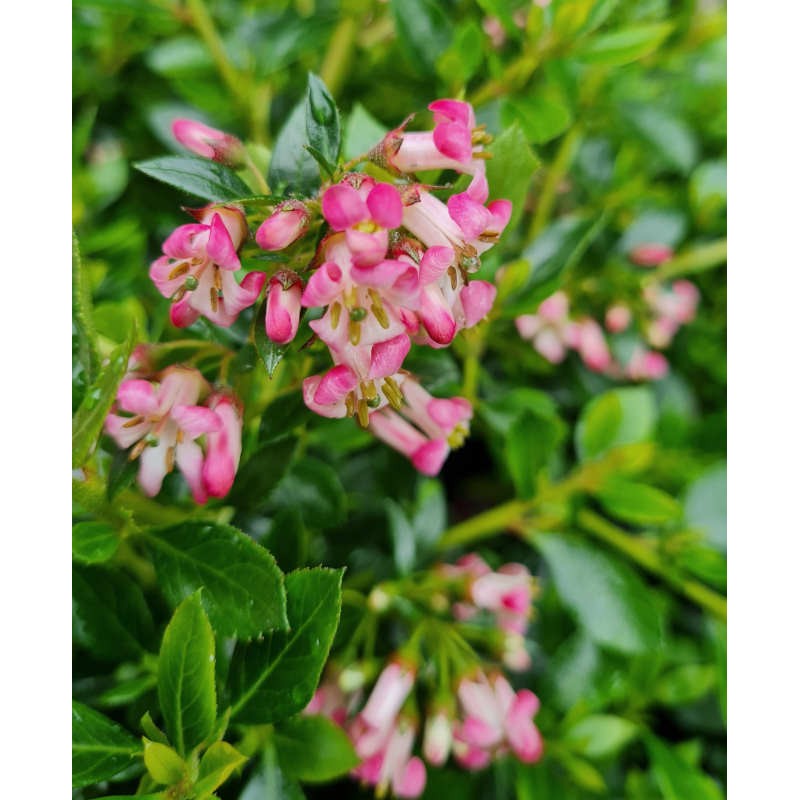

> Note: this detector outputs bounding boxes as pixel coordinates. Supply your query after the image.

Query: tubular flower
[423,711,453,767]
[368,380,472,476]
[149,204,266,328]
[104,367,221,503]
[255,200,311,251]
[568,318,613,372]
[626,347,669,381]
[265,270,303,344]
[515,291,573,363]
[453,673,544,768]
[171,118,244,167]
[201,392,243,498]
[644,279,700,347]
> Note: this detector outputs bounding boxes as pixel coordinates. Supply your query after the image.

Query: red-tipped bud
[255,201,311,251]
[265,270,303,345]
[628,242,674,267]
[171,118,244,168]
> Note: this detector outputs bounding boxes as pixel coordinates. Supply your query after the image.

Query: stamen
[170,286,187,303]
[129,439,148,460]
[210,287,219,313]
[330,302,342,329]
[213,266,223,292]
[348,320,361,346]
[176,429,184,444]
[448,266,458,291]
[122,415,144,429]
[168,261,190,280]
[362,380,378,401]
[345,391,356,418]
[472,151,493,160]
[356,399,369,428]
[165,445,176,473]
[344,287,357,309]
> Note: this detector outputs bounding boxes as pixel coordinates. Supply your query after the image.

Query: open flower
[515,292,573,363]
[104,367,222,503]
[149,204,266,328]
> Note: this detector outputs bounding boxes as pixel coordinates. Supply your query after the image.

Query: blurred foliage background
[73,0,726,798]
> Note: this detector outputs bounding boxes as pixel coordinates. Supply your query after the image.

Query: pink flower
[303,680,350,727]
[569,318,612,372]
[453,673,543,767]
[644,280,700,346]
[423,711,453,766]
[171,118,244,167]
[470,563,533,618]
[265,270,303,344]
[368,380,472,476]
[629,242,674,267]
[149,205,266,328]
[605,303,632,334]
[201,392,242,498]
[105,367,222,503]
[321,179,403,267]
[359,663,416,733]
[502,632,532,672]
[626,347,669,381]
[515,291,572,363]
[255,200,310,251]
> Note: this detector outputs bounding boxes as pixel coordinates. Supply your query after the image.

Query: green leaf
[134,156,252,201]
[621,105,699,175]
[305,73,340,170]
[143,740,186,786]
[690,159,727,227]
[501,92,572,145]
[485,123,539,230]
[343,103,388,160]
[684,462,726,551]
[72,232,99,402]
[269,457,347,529]
[146,521,288,639]
[645,735,724,800]
[73,565,154,661]
[72,521,120,564]
[274,716,359,782]
[595,479,682,526]
[268,100,320,197]
[158,592,217,755]
[240,746,306,800]
[72,329,135,467]
[564,714,639,760]
[506,410,563,498]
[229,568,343,723]
[228,438,298,512]
[194,741,247,795]
[534,533,663,654]
[617,209,688,253]
[575,387,657,462]
[574,23,673,66]
[390,0,451,75]
[436,20,484,85]
[72,701,142,789]
[387,499,417,575]
[654,664,716,706]
[140,711,169,745]
[254,295,288,377]
[98,674,157,708]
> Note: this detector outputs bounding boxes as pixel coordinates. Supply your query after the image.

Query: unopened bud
[171,118,245,168]
[265,270,303,345]
[255,200,311,251]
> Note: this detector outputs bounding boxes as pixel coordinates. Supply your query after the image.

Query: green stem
[437,499,530,551]
[576,509,727,622]
[320,16,357,97]
[650,238,727,281]
[529,126,582,241]
[186,0,249,108]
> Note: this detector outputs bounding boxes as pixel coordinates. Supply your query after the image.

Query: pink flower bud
[255,201,310,251]
[423,711,453,766]
[202,392,243,499]
[605,303,632,333]
[265,270,303,345]
[629,243,674,267]
[171,118,244,167]
[627,348,669,381]
[360,663,415,730]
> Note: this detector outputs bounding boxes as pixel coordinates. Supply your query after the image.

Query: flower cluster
[302,553,541,797]
[516,275,699,382]
[105,366,242,503]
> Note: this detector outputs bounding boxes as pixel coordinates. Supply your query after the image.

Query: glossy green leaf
[269,457,347,529]
[621,105,699,175]
[684,462,726,551]
[390,0,451,75]
[274,716,359,782]
[485,123,540,229]
[158,592,216,755]
[72,521,120,564]
[240,746,306,800]
[73,565,154,661]
[506,410,563,498]
[143,740,186,786]
[535,533,663,654]
[574,23,673,66]
[72,329,135,468]
[229,568,343,723]
[98,674,157,709]
[436,20,484,85]
[146,521,288,639]
[645,735,724,800]
[343,103,388,160]
[618,209,688,253]
[72,232,98,404]
[575,387,657,462]
[690,159,727,227]
[305,73,340,170]
[268,100,319,197]
[72,701,142,789]
[194,741,247,795]
[387,499,417,575]
[228,438,298,512]
[502,92,572,145]
[654,664,716,706]
[564,714,639,759]
[254,296,288,378]
[595,479,682,526]
[134,156,251,201]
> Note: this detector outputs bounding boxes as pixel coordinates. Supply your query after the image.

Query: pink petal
[104,413,149,449]
[369,334,411,379]
[433,121,473,163]
[206,213,241,270]
[427,397,472,431]
[345,228,389,268]
[466,166,489,204]
[420,289,457,345]
[411,439,449,476]
[459,716,502,749]
[460,281,496,327]
[369,409,427,458]
[322,183,368,230]
[169,294,201,328]
[301,262,344,307]
[351,258,407,290]
[419,246,455,285]
[429,99,475,128]
[313,364,358,405]
[117,379,159,416]
[367,183,403,229]
[137,437,170,497]
[265,275,302,344]
[202,395,242,498]
[162,223,208,260]
[393,757,426,799]
[302,375,347,419]
[447,193,493,239]
[175,439,208,504]
[538,291,569,322]
[171,404,223,438]
[221,269,267,317]
[535,328,568,363]
[149,255,187,299]
[487,199,513,233]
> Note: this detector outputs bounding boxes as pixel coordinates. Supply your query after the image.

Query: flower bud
[629,242,674,267]
[255,200,311,251]
[171,118,244,168]
[605,303,632,333]
[265,270,303,345]
[202,393,243,499]
[423,711,452,766]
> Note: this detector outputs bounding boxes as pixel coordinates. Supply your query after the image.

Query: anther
[122,415,144,428]
[168,262,190,280]
[330,302,342,329]
[348,320,361,346]
[345,392,356,418]
[165,445,176,473]
[356,399,369,428]
[210,287,219,313]
[448,266,458,291]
